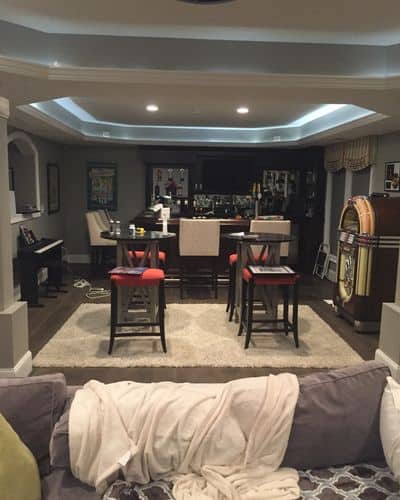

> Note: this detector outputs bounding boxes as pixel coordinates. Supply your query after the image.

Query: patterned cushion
[299,463,399,499]
[103,480,175,500]
[102,464,400,500]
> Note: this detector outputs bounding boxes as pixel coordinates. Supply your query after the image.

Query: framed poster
[47,163,60,214]
[87,163,118,210]
[384,162,400,192]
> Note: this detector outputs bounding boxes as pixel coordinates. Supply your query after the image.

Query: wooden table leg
[234,242,246,323]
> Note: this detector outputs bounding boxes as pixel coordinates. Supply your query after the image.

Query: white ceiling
[1,1,400,146]
[73,96,317,128]
[0,0,400,45]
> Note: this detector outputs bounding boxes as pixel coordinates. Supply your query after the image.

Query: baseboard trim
[375,348,400,382]
[0,350,32,378]
[67,254,91,264]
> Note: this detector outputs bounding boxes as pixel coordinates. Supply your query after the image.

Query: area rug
[33,303,363,368]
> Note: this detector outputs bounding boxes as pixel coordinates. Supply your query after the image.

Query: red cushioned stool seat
[238,266,300,349]
[229,253,238,266]
[110,268,165,287]
[242,267,300,286]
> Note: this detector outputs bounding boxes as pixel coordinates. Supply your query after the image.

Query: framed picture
[384,162,400,192]
[87,162,118,210]
[47,163,60,214]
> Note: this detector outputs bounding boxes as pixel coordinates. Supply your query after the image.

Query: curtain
[343,136,377,171]
[325,136,377,172]
[325,142,345,172]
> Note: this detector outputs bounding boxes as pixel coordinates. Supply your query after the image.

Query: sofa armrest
[0,373,67,476]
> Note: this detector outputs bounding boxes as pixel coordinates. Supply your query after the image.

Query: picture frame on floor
[47,162,60,214]
[87,162,118,210]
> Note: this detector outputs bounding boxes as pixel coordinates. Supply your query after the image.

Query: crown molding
[0,55,48,79]
[49,66,388,90]
[0,97,10,119]
[1,55,398,90]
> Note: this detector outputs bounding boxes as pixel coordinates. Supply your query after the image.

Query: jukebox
[334,194,400,332]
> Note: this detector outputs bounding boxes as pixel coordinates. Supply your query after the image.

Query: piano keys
[18,237,65,307]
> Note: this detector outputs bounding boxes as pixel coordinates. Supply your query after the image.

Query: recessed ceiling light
[237,107,249,114]
[146,104,159,112]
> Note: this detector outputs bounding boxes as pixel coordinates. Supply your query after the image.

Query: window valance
[325,136,377,172]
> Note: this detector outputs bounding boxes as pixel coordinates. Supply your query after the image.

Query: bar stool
[238,267,300,349]
[226,219,291,322]
[109,267,166,355]
[179,219,220,299]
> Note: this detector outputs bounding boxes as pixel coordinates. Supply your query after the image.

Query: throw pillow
[380,376,400,482]
[0,413,41,500]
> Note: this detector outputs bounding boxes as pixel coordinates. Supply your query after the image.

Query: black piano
[18,228,65,307]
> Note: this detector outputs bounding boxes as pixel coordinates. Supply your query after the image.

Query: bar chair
[179,219,220,299]
[226,219,291,321]
[109,267,166,355]
[85,212,116,267]
[238,266,300,349]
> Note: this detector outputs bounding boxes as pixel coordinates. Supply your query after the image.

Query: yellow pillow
[0,413,41,500]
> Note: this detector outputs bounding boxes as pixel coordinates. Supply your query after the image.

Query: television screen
[202,158,253,194]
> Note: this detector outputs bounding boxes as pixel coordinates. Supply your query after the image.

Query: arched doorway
[7,131,40,218]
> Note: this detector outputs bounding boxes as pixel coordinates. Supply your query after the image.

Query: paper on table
[109,267,148,275]
[248,265,294,274]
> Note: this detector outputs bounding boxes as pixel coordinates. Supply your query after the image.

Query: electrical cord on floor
[73,278,111,299]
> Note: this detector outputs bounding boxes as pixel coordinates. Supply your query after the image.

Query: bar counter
[133,216,298,275]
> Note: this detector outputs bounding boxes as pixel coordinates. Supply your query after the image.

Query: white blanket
[69,374,300,500]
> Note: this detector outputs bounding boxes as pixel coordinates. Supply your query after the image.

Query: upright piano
[18,235,64,307]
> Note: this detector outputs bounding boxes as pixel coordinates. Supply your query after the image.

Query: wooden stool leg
[245,279,254,349]
[228,264,236,322]
[283,285,289,336]
[238,278,247,336]
[159,281,167,353]
[292,282,299,348]
[180,260,184,300]
[109,281,117,355]
[226,264,232,312]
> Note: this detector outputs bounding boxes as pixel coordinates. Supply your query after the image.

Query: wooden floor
[30,265,379,385]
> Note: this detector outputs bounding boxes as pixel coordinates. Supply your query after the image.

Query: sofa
[0,361,398,500]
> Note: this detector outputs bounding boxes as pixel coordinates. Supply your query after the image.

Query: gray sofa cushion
[282,361,390,470]
[50,387,79,469]
[41,468,100,500]
[0,373,67,476]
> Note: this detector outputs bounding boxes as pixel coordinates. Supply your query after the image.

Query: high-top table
[223,232,295,322]
[101,230,176,323]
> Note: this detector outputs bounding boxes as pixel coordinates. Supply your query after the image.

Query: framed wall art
[87,162,118,210]
[47,163,60,214]
[384,162,400,192]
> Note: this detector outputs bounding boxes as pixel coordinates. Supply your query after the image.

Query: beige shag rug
[33,303,362,369]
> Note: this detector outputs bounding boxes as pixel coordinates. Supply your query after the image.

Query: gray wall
[352,167,371,197]
[61,145,146,257]
[329,169,346,254]
[8,132,65,259]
